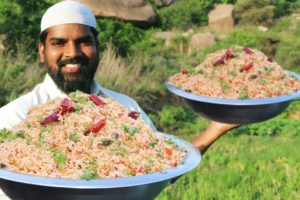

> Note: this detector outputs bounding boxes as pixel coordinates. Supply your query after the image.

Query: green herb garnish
[101,138,113,146]
[219,80,230,93]
[69,133,80,141]
[81,169,98,180]
[239,87,249,99]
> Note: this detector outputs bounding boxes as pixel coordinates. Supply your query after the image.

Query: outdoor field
[1,0,300,199]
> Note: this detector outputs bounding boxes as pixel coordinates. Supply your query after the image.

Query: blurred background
[0,0,300,199]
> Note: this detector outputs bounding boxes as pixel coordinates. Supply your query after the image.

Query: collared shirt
[0,74,156,130]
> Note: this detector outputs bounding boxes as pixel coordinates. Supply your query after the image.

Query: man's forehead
[47,24,94,39]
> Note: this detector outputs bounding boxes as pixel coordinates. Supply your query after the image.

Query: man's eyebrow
[76,35,94,42]
[48,36,93,42]
[49,37,66,42]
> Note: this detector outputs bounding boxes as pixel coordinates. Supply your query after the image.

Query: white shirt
[0,74,156,130]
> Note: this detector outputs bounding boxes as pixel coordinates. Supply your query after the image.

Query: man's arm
[191,121,239,154]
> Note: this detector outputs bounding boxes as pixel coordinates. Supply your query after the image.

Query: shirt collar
[43,74,103,97]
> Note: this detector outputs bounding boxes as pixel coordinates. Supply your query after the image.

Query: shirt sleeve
[0,93,33,129]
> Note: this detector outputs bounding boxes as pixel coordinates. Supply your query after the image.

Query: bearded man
[0,0,237,154]
[0,0,155,130]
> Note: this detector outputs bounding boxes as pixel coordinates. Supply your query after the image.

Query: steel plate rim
[0,132,200,189]
[166,71,300,106]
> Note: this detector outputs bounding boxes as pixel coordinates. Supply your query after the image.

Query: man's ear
[38,42,45,63]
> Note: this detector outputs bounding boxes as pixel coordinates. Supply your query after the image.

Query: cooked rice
[169,46,300,99]
[0,92,185,179]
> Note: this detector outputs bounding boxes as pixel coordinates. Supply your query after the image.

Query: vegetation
[157,135,300,200]
[0,0,300,199]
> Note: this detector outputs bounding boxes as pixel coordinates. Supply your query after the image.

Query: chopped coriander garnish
[69,133,80,141]
[37,115,43,123]
[219,80,230,93]
[54,152,66,169]
[81,169,98,180]
[26,122,32,129]
[250,74,258,79]
[87,102,95,108]
[164,138,176,146]
[0,128,15,142]
[121,124,139,136]
[128,127,139,136]
[149,139,159,148]
[69,91,88,104]
[26,137,33,145]
[101,138,113,146]
[42,126,52,133]
[264,65,274,74]
[38,132,46,145]
[111,147,128,156]
[239,87,249,99]
[73,105,82,113]
[230,70,237,77]
[15,130,24,138]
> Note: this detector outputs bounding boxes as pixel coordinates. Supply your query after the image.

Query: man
[0,0,235,154]
[0,0,155,130]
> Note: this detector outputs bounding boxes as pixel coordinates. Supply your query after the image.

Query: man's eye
[51,41,65,46]
[79,39,94,45]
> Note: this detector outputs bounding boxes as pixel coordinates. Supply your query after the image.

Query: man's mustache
[57,57,89,68]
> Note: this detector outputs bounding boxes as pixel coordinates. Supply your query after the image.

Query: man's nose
[64,42,81,58]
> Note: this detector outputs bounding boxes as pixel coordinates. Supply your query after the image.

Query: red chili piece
[128,111,140,120]
[267,57,273,62]
[41,111,60,125]
[181,69,189,74]
[213,57,225,66]
[240,62,253,72]
[85,119,106,135]
[243,47,253,54]
[225,49,234,60]
[41,98,74,125]
[89,95,106,106]
[60,98,74,114]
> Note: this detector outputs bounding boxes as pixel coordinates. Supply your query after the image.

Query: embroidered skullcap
[41,0,96,32]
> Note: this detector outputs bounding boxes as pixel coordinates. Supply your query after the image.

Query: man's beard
[46,58,97,94]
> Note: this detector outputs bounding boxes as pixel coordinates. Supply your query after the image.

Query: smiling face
[39,24,99,94]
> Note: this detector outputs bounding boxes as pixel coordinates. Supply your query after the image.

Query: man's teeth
[64,63,80,72]
[66,64,80,68]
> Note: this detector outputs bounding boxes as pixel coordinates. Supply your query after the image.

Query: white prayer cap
[41,0,96,32]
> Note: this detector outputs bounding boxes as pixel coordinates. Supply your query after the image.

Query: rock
[208,4,234,32]
[215,34,227,40]
[182,29,194,37]
[154,31,178,46]
[79,0,157,25]
[188,32,215,52]
[154,0,177,7]
[257,26,268,32]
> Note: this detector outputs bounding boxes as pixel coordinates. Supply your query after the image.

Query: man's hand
[191,121,240,155]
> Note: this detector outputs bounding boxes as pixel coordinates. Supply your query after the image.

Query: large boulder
[79,0,157,25]
[188,32,215,52]
[208,4,234,32]
[154,31,178,47]
[154,0,177,7]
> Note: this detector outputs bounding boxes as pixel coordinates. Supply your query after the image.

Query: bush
[149,105,209,137]
[0,0,58,54]
[96,19,145,56]
[234,0,300,26]
[0,51,45,107]
[234,0,276,26]
[229,100,300,136]
[157,0,216,30]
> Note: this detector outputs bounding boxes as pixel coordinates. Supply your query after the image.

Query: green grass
[156,135,300,200]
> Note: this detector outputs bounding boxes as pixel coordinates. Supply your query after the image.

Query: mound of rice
[169,46,300,99]
[0,91,185,180]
